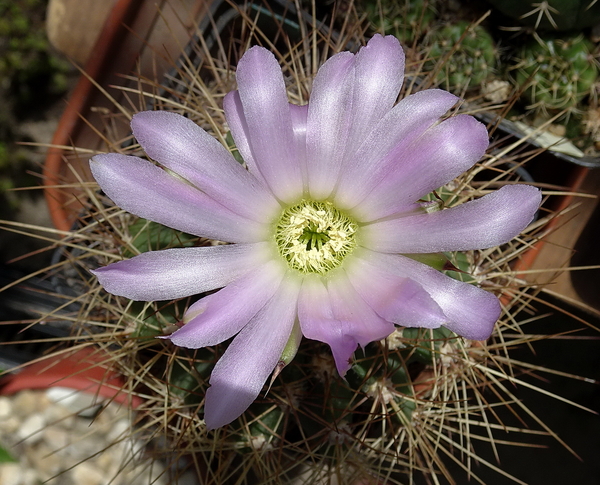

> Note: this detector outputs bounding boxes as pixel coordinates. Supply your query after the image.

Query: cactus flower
[90,35,541,429]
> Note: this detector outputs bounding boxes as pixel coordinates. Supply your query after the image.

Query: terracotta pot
[43,0,209,232]
[0,348,143,408]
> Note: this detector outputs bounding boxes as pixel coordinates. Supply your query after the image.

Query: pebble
[17,414,46,443]
[12,390,44,418]
[0,463,21,485]
[0,396,12,419]
[71,462,106,485]
[0,389,167,485]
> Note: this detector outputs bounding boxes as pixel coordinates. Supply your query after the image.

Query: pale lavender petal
[90,154,268,243]
[355,115,489,221]
[298,275,359,376]
[235,46,303,202]
[298,273,395,376]
[343,34,405,158]
[327,272,396,346]
[305,51,355,200]
[166,259,285,348]
[357,249,501,340]
[223,91,262,183]
[361,185,542,253]
[131,111,279,222]
[334,89,459,210]
[225,94,309,189]
[92,242,270,301]
[290,103,308,185]
[203,276,301,429]
[344,255,447,328]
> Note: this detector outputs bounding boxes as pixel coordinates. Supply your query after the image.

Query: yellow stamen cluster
[275,200,357,274]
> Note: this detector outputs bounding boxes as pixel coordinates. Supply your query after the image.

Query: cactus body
[514,35,597,114]
[364,0,437,44]
[426,21,496,91]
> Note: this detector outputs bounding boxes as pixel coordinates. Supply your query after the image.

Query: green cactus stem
[363,0,437,44]
[426,21,497,92]
[513,34,598,115]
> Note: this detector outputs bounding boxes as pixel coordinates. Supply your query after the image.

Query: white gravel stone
[0,389,168,485]
[42,426,72,455]
[46,387,104,417]
[11,391,40,418]
[106,418,131,443]
[72,461,106,485]
[21,469,39,485]
[0,463,26,485]
[17,414,46,443]
[0,416,20,434]
[26,442,63,481]
[0,396,12,419]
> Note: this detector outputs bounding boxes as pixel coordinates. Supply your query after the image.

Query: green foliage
[124,218,197,258]
[168,352,213,404]
[0,443,16,463]
[226,132,245,165]
[363,0,437,44]
[444,250,476,283]
[513,34,597,114]
[127,300,184,339]
[0,0,70,113]
[426,21,497,91]
[123,218,197,338]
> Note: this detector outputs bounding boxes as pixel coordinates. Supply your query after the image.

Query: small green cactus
[513,34,598,115]
[426,21,497,92]
[363,0,437,44]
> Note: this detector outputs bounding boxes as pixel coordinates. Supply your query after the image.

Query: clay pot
[0,348,143,408]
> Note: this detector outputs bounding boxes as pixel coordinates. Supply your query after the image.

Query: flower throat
[275,200,357,275]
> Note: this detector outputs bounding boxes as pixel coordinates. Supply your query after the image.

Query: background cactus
[484,0,600,31]
[424,21,497,92]
[512,34,598,116]
[363,0,437,44]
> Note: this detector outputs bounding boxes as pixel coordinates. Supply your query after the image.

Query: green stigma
[275,200,358,275]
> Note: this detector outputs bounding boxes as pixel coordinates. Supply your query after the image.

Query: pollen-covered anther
[275,200,358,274]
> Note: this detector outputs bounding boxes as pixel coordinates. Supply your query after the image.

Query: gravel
[0,389,168,485]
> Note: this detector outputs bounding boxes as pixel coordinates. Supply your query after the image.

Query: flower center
[275,200,358,275]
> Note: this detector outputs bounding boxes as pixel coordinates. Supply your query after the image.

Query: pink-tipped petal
[235,46,303,202]
[326,272,397,347]
[343,34,405,157]
[361,185,542,253]
[131,111,278,222]
[90,154,268,243]
[167,259,285,348]
[358,249,501,340]
[356,115,489,221]
[344,256,447,328]
[334,89,459,210]
[203,276,301,429]
[305,51,355,199]
[92,242,270,301]
[298,273,395,376]
[297,275,358,377]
